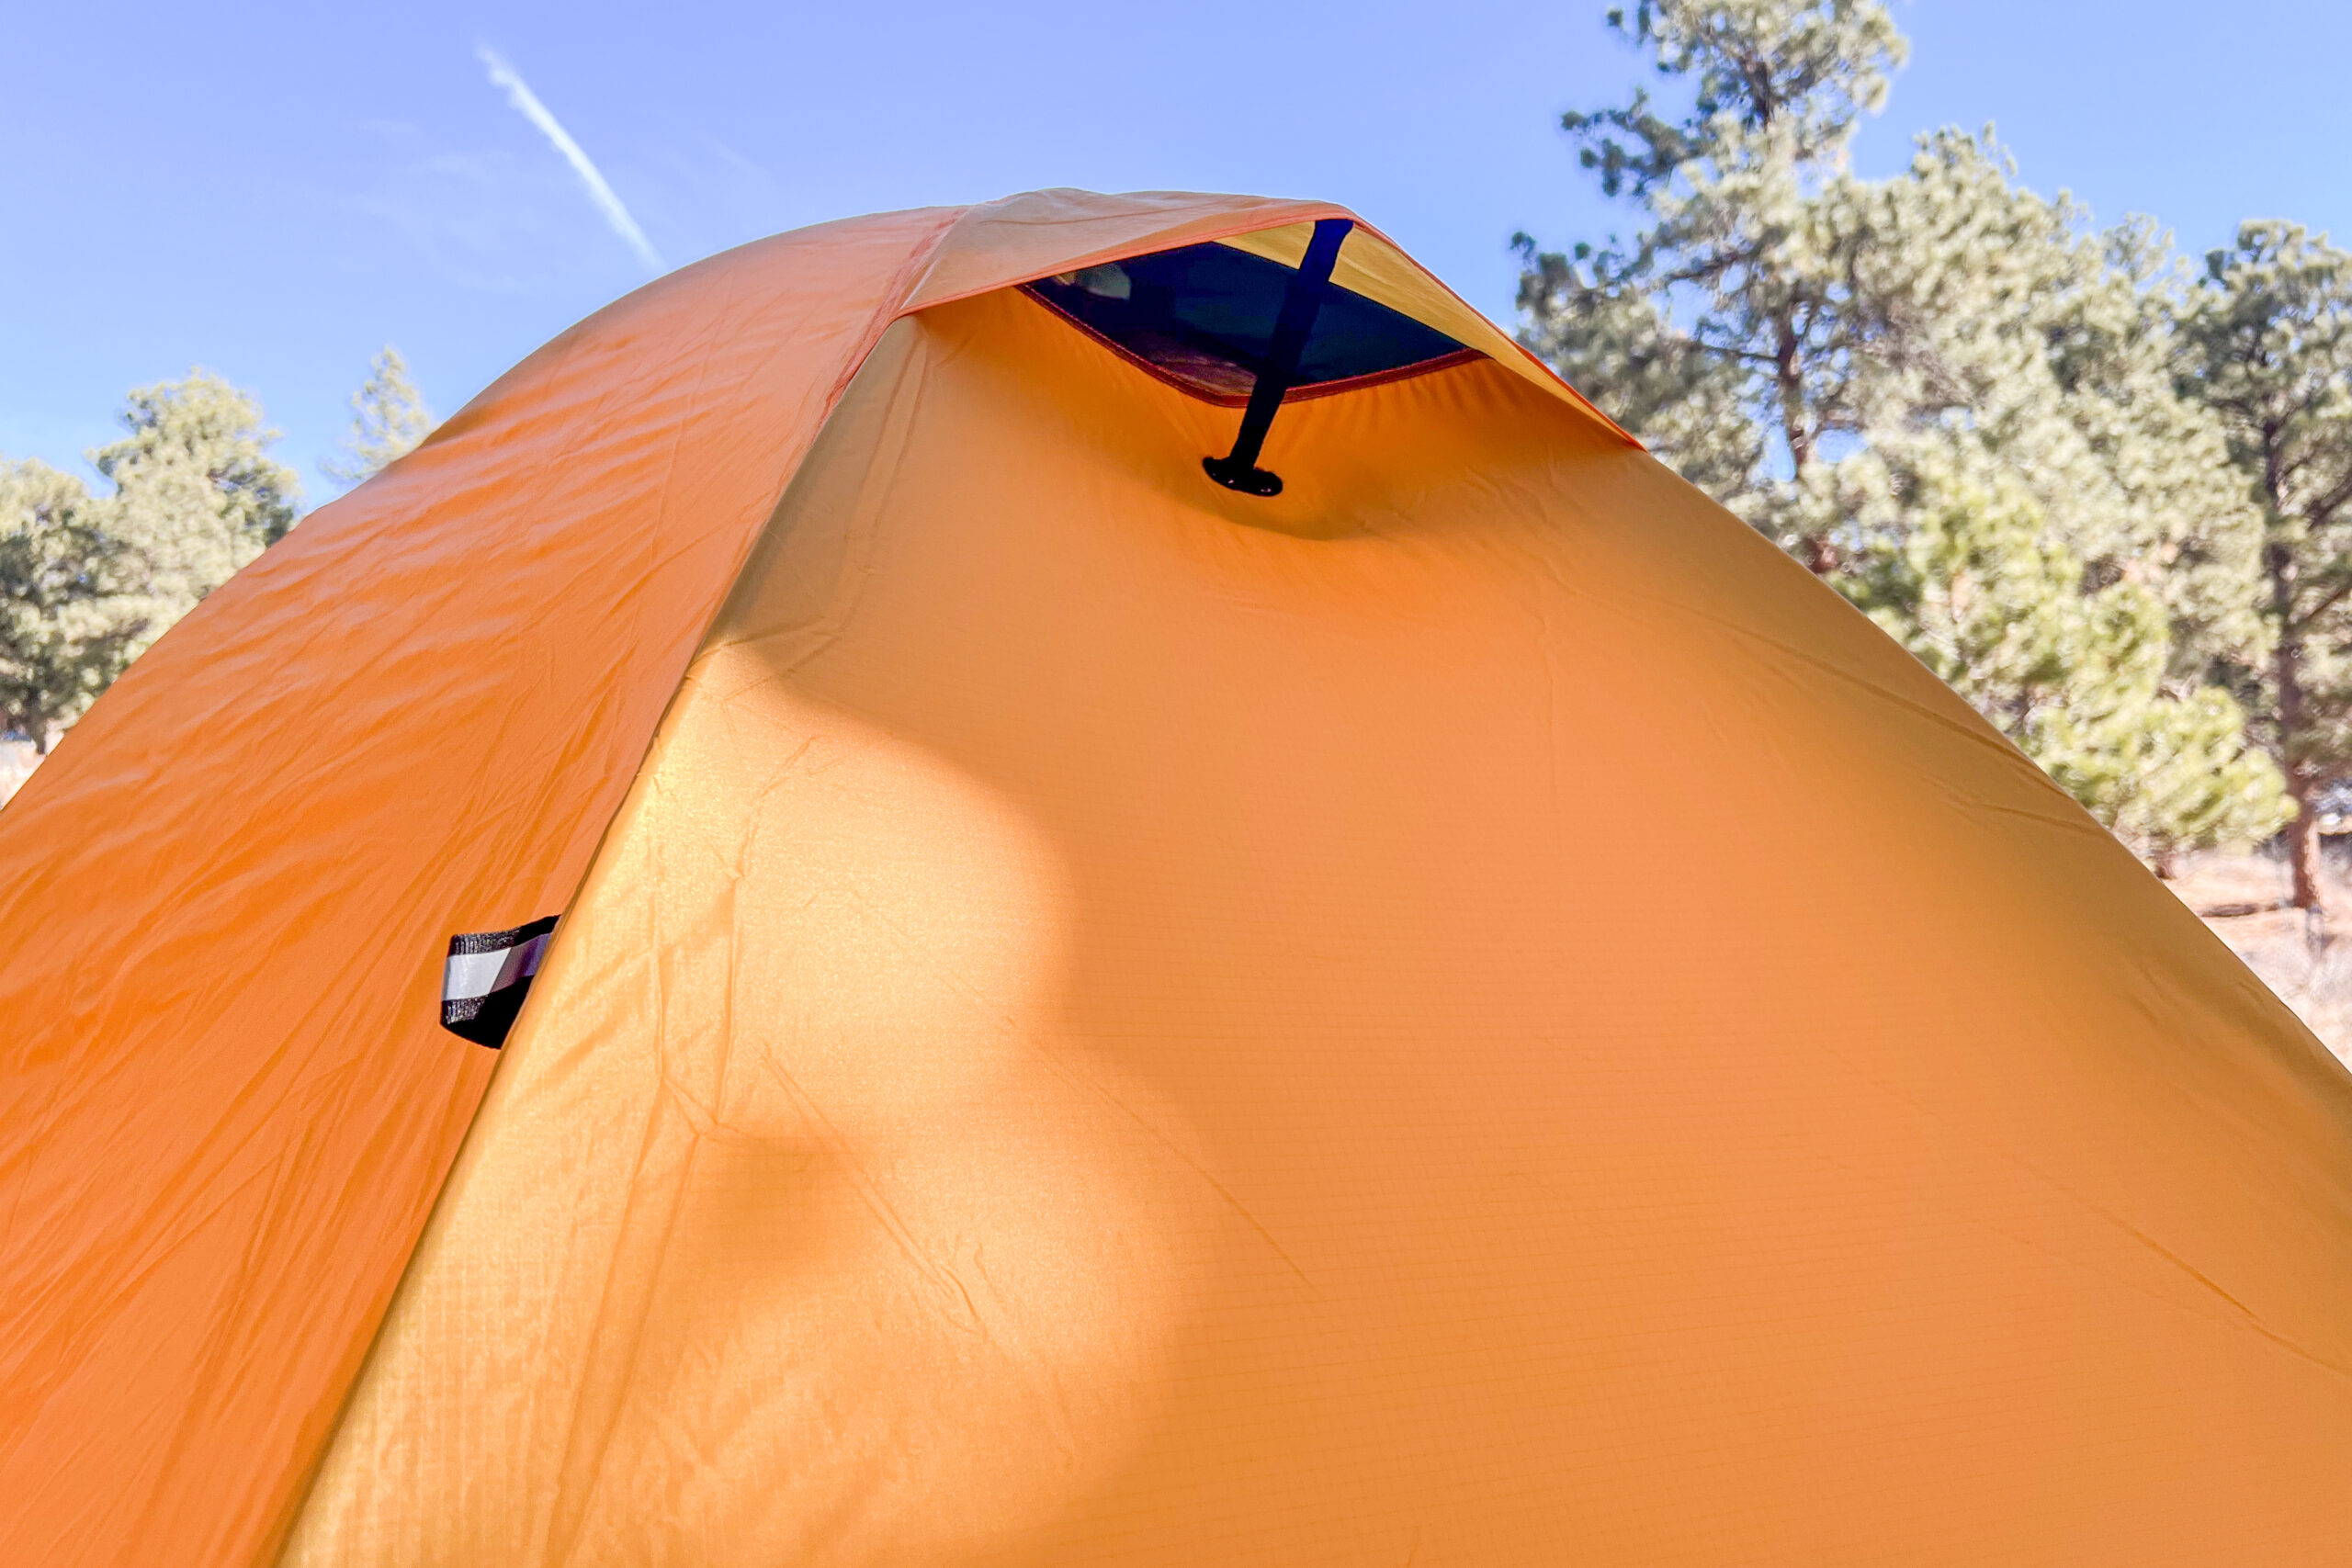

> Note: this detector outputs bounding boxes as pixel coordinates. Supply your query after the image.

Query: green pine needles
[1521,0,2331,885]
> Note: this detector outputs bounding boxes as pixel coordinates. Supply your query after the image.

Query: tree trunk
[2278,637,2326,911]
[2285,781,2325,913]
[1776,319,1834,576]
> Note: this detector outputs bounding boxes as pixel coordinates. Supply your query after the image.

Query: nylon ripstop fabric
[0,190,1469,1568]
[279,284,2352,1562]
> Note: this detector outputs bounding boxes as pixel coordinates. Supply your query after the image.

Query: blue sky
[6,1,2350,494]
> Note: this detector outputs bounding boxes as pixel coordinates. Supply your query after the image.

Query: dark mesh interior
[1023,242,1469,403]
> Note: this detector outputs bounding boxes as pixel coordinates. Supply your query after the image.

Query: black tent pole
[1203,217,1354,497]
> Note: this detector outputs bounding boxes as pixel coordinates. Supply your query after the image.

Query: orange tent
[3,189,2348,1567]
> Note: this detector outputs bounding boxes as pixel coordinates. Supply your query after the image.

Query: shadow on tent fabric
[278,283,2352,1563]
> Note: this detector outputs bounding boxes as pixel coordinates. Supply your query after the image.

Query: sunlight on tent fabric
[0,189,2347,1568]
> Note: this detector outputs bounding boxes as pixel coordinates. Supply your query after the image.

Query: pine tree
[1840,456,2287,864]
[1518,0,2288,856]
[322,346,435,489]
[0,373,300,755]
[0,459,122,754]
[1516,0,1905,569]
[2176,224,2352,908]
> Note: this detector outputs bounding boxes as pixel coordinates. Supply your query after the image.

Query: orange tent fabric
[3,191,2349,1567]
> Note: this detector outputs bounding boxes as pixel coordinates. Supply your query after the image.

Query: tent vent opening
[440,916,557,1047]
[1022,225,1474,430]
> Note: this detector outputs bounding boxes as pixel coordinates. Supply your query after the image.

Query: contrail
[476,44,664,275]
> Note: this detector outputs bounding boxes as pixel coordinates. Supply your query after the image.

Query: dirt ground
[0,741,34,806]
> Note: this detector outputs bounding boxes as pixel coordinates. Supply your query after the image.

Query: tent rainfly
[2,190,2349,1568]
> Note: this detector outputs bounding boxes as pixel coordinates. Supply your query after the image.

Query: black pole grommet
[1202,455,1283,496]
